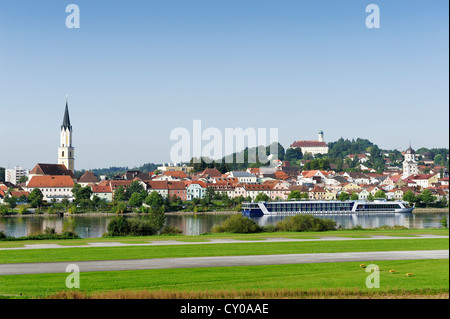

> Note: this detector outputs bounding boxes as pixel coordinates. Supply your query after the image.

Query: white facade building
[5,166,29,185]
[402,145,418,179]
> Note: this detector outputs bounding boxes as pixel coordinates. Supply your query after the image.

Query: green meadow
[0,238,448,264]
[0,229,448,299]
[0,259,447,299]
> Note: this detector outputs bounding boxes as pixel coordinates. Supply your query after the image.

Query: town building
[25,175,75,202]
[402,145,418,179]
[5,166,29,185]
[289,131,329,156]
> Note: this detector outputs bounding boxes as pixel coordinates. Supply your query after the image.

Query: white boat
[242,199,414,217]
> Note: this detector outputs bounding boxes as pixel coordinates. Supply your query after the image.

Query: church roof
[290,140,328,148]
[29,163,76,179]
[27,175,75,188]
[405,144,415,154]
[62,100,72,130]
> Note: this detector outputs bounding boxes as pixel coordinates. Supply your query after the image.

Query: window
[62,151,65,157]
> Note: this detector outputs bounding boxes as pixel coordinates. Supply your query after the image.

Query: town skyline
[0,1,448,169]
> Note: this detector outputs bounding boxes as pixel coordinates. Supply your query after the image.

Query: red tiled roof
[92,185,112,193]
[290,141,328,148]
[163,171,188,179]
[10,191,29,198]
[78,171,99,183]
[27,175,75,188]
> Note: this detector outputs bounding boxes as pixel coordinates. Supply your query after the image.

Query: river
[0,211,448,238]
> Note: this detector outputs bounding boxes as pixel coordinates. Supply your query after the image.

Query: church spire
[62,95,72,130]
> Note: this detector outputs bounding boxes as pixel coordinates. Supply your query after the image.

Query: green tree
[402,190,417,205]
[145,191,164,207]
[128,192,143,207]
[4,196,17,209]
[350,192,359,200]
[288,190,301,200]
[419,189,435,205]
[254,193,270,202]
[338,192,349,201]
[72,184,93,204]
[114,186,127,202]
[374,190,386,199]
[285,148,303,163]
[126,181,146,199]
[28,188,44,208]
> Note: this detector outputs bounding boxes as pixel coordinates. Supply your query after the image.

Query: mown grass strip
[0,238,447,264]
[0,259,447,298]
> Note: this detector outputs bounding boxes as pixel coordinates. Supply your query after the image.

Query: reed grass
[46,288,449,299]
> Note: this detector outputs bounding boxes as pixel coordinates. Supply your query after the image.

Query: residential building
[78,171,100,187]
[168,181,187,201]
[5,166,29,185]
[229,171,257,184]
[91,185,113,202]
[185,181,207,200]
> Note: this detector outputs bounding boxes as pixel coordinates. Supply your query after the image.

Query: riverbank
[1,207,447,217]
[413,207,449,213]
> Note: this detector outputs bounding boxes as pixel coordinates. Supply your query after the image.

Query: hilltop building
[290,131,329,156]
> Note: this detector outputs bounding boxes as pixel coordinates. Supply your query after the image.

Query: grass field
[0,259,447,299]
[0,228,448,248]
[0,229,448,299]
[0,238,448,264]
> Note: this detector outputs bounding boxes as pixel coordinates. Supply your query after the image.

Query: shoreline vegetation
[0,207,448,218]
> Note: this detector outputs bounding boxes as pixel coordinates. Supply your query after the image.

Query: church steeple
[62,96,72,131]
[58,96,75,172]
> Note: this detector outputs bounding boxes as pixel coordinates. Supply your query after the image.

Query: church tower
[402,144,418,179]
[318,130,324,142]
[58,96,75,172]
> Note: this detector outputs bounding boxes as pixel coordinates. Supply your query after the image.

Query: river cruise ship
[242,199,414,217]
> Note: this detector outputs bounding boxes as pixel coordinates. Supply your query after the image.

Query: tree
[28,188,44,208]
[254,193,270,202]
[126,181,146,199]
[4,196,17,209]
[145,191,164,207]
[114,186,127,202]
[128,192,143,207]
[285,148,303,163]
[288,190,301,200]
[339,192,350,201]
[419,189,435,205]
[18,175,28,183]
[374,190,386,199]
[72,184,93,204]
[350,192,359,200]
[402,190,417,205]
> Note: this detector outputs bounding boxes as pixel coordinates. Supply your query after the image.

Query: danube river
[0,211,448,238]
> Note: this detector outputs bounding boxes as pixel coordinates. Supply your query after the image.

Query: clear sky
[0,0,448,170]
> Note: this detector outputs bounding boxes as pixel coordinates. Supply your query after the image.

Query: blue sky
[0,0,448,170]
